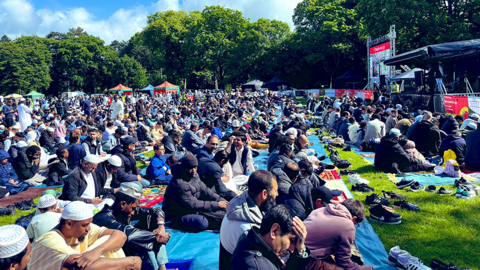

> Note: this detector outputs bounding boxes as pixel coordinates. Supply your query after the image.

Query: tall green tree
[0,35,11,43]
[111,55,148,89]
[0,36,52,95]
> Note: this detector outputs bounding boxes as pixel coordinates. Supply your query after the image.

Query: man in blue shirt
[148,143,171,184]
[2,99,15,128]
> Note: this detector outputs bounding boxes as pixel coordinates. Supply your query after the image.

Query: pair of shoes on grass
[430,259,471,270]
[369,203,402,225]
[396,178,427,192]
[15,200,36,211]
[388,246,430,270]
[425,185,453,195]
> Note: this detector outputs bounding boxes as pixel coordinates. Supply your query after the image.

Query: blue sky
[0,0,302,43]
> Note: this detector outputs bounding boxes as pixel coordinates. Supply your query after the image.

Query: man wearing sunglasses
[60,155,119,206]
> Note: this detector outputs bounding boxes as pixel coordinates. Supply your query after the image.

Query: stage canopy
[138,85,154,96]
[24,91,45,101]
[334,70,366,89]
[390,68,424,82]
[109,84,133,95]
[385,39,480,66]
[242,79,263,92]
[264,76,289,91]
[154,81,180,94]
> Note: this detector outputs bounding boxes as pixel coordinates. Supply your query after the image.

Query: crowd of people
[0,90,478,270]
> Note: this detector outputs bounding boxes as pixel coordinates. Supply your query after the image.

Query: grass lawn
[0,196,40,226]
[325,142,480,269]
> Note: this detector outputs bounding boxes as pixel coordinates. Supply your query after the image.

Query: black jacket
[92,205,160,270]
[136,127,153,143]
[441,115,459,135]
[412,120,442,157]
[39,130,56,150]
[110,146,141,183]
[465,128,480,169]
[59,167,115,204]
[375,135,421,172]
[12,151,39,181]
[277,176,315,220]
[270,163,294,201]
[95,161,121,188]
[162,163,226,221]
[197,156,236,201]
[268,129,281,153]
[47,157,71,183]
[231,228,309,270]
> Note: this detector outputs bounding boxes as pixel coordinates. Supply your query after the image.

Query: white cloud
[0,0,301,43]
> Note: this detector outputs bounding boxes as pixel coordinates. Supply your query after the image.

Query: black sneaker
[366,194,390,206]
[369,204,402,225]
[341,169,355,175]
[455,178,479,190]
[394,200,420,211]
[0,205,15,216]
[24,200,36,208]
[343,145,352,152]
[410,182,425,192]
[437,187,453,195]
[382,190,407,200]
[396,179,416,189]
[430,259,448,270]
[360,183,375,191]
[14,202,30,211]
[352,184,373,193]
[426,185,437,193]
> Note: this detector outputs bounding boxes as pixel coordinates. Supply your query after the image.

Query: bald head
[298,135,309,146]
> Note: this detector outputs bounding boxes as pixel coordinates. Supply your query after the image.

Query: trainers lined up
[348,173,369,185]
[369,204,402,225]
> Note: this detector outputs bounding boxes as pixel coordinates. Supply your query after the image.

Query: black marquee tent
[334,70,366,89]
[264,76,289,90]
[384,39,480,66]
[389,68,424,82]
[241,79,264,92]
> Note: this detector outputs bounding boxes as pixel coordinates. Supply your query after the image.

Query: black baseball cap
[311,186,333,206]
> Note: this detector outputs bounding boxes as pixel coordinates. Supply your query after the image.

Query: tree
[111,55,147,89]
[46,31,68,40]
[0,37,52,94]
[0,35,11,43]
[293,0,363,87]
[109,40,128,53]
[67,27,88,37]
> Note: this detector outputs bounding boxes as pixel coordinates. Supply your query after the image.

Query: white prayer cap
[16,141,27,147]
[468,122,477,129]
[107,155,122,167]
[59,138,66,144]
[83,155,100,164]
[38,194,57,208]
[61,201,93,221]
[32,119,38,124]
[47,127,55,132]
[20,98,25,101]
[38,124,46,130]
[0,225,29,258]
[12,124,20,130]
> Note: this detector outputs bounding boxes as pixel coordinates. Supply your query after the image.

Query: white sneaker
[407,257,431,270]
[348,173,369,185]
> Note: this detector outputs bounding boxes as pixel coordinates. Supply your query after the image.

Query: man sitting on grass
[26,194,62,246]
[28,201,142,270]
[93,183,170,270]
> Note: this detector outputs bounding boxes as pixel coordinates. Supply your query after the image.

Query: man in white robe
[18,98,33,132]
[110,95,124,120]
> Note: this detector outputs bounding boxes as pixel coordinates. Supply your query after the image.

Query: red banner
[369,42,391,55]
[444,95,469,117]
[334,89,373,100]
[187,95,194,101]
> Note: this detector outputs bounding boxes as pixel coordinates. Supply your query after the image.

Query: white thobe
[110,100,124,120]
[18,104,33,132]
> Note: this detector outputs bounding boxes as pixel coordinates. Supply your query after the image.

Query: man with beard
[29,201,141,270]
[93,183,170,270]
[219,170,278,270]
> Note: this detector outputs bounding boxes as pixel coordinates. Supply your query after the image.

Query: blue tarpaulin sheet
[165,230,219,270]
